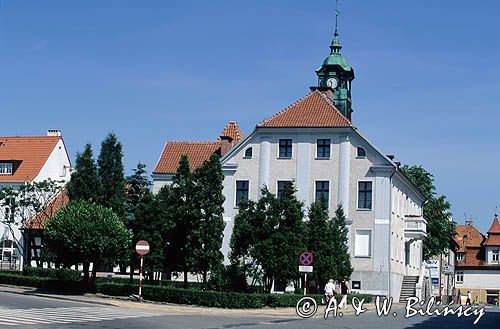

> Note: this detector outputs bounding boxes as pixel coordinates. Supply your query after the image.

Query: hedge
[0,272,372,308]
[22,267,81,281]
[0,272,85,293]
[95,282,372,308]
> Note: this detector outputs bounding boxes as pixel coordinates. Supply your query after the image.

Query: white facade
[0,133,71,269]
[219,126,426,299]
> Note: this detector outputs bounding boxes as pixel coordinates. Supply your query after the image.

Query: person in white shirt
[324,279,335,303]
[466,291,472,305]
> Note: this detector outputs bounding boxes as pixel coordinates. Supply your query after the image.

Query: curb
[0,285,115,307]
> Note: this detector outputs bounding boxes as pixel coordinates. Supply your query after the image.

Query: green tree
[331,204,352,280]
[67,144,101,202]
[44,200,131,286]
[167,155,198,287]
[125,163,151,282]
[97,133,126,219]
[306,201,336,288]
[132,190,165,282]
[401,165,455,259]
[0,179,65,266]
[192,153,226,286]
[230,184,305,293]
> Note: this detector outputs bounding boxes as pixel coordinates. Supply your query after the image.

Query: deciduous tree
[401,165,455,259]
[44,200,131,286]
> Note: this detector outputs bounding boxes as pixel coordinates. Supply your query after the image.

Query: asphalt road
[0,291,499,328]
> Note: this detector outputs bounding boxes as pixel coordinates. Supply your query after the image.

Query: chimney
[47,129,62,137]
[219,136,233,156]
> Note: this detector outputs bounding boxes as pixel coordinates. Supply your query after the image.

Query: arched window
[244,147,253,158]
[357,147,366,157]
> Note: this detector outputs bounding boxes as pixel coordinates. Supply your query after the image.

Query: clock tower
[316,6,355,120]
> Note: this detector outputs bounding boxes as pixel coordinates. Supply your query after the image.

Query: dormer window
[457,252,465,261]
[0,163,13,175]
[357,147,366,158]
[244,147,253,158]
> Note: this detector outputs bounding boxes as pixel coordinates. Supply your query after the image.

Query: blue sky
[1,0,499,233]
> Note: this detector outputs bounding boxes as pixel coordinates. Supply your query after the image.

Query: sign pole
[135,240,150,301]
[139,255,144,300]
[304,272,307,296]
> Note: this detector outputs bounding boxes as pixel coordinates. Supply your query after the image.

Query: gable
[0,136,61,182]
[257,89,351,128]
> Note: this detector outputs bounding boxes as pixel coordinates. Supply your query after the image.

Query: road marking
[0,306,162,326]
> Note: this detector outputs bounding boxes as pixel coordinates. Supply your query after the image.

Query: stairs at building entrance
[399,276,418,303]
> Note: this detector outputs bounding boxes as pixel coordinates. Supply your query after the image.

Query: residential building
[454,217,500,305]
[152,19,427,300]
[152,121,243,194]
[0,130,71,269]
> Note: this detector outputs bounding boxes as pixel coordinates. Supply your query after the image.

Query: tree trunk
[202,271,207,285]
[83,262,90,286]
[183,269,188,288]
[90,262,98,288]
[129,256,135,284]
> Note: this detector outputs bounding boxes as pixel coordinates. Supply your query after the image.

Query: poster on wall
[426,260,440,285]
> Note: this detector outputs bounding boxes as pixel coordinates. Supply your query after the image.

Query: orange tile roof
[24,188,69,230]
[484,217,500,246]
[487,217,500,234]
[257,90,352,128]
[153,142,220,174]
[219,122,243,143]
[454,224,485,253]
[0,136,61,182]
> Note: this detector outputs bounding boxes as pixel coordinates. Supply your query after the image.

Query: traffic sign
[299,251,313,266]
[135,240,150,255]
[299,266,313,273]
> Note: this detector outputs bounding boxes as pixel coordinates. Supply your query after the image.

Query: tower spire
[331,0,342,54]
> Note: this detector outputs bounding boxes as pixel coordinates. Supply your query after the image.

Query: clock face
[326,77,338,89]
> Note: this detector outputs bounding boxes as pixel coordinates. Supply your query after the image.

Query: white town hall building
[153,22,427,300]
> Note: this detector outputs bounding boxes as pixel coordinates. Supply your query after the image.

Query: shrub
[0,272,86,293]
[22,267,82,281]
[96,282,266,308]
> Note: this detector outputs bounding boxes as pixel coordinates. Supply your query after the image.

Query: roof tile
[257,90,351,128]
[153,142,220,174]
[0,136,61,182]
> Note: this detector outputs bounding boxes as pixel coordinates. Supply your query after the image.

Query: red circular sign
[135,240,150,255]
[299,251,314,266]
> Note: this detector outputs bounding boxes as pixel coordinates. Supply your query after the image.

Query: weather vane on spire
[335,0,340,35]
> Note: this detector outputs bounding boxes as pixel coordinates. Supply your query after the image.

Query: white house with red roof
[0,130,71,269]
[454,216,500,305]
[152,19,427,300]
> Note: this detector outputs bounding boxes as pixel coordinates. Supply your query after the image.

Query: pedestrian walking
[466,291,472,305]
[324,279,335,304]
[340,277,349,309]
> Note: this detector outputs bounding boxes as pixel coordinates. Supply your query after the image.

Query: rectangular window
[358,181,373,210]
[3,197,15,222]
[277,181,292,198]
[456,271,464,283]
[493,249,499,262]
[355,230,372,257]
[278,139,292,158]
[235,180,249,207]
[316,139,331,158]
[0,163,13,175]
[457,253,465,261]
[315,181,330,208]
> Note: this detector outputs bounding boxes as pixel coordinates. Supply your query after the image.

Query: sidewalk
[0,284,379,318]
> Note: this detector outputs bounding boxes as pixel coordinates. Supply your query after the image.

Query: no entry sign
[299,251,313,266]
[135,240,150,255]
